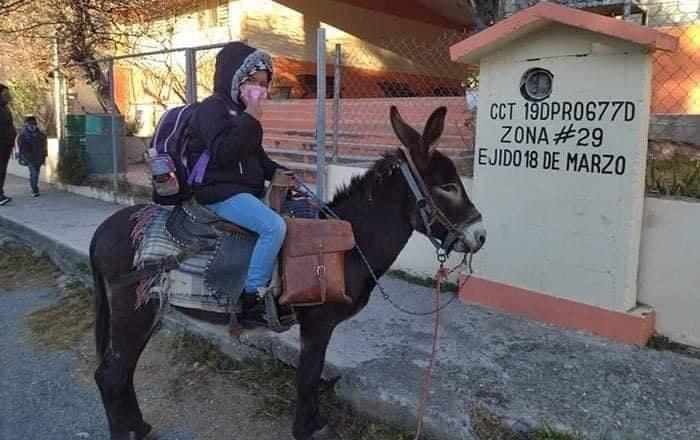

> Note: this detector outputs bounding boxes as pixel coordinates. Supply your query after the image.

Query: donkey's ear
[421,106,447,155]
[390,106,421,150]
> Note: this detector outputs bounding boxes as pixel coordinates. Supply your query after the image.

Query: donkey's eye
[439,183,459,193]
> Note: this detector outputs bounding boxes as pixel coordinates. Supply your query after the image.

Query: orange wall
[114,66,134,116]
[652,23,700,114]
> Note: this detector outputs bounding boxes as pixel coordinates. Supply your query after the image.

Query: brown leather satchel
[279,218,354,306]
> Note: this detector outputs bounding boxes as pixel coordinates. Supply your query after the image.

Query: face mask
[239,84,268,106]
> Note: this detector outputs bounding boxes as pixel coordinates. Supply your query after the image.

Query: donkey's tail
[91,235,111,358]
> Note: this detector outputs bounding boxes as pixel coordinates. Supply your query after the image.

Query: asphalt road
[0,286,291,440]
[0,287,113,439]
[0,287,212,440]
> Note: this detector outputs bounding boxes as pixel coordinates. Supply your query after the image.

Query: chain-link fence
[55,39,326,199]
[327,31,477,176]
[55,43,232,199]
[52,2,699,200]
[646,2,700,198]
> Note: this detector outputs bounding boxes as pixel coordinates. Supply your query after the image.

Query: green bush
[646,158,700,199]
[57,142,89,186]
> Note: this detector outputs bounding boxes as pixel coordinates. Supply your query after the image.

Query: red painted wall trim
[460,275,656,346]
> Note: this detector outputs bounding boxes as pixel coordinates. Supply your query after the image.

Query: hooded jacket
[187,42,280,204]
[0,84,16,152]
[17,124,48,167]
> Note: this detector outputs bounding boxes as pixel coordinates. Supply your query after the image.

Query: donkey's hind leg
[95,287,160,440]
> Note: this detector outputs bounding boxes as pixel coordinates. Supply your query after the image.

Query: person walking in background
[16,115,47,197]
[0,83,16,205]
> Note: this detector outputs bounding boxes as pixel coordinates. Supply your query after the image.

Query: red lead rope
[413,266,451,440]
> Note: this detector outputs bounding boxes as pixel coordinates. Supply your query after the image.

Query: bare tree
[0,0,194,111]
[0,0,26,16]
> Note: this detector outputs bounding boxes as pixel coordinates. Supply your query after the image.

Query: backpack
[146,103,211,205]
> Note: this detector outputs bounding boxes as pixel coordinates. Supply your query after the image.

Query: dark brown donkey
[90,106,487,440]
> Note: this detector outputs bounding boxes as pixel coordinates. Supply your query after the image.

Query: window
[197,0,229,30]
[217,1,230,27]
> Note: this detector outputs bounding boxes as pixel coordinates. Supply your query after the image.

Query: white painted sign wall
[472,24,652,311]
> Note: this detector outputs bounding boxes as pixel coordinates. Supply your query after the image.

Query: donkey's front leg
[292,314,336,440]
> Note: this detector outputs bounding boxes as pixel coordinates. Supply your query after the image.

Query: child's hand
[240,84,267,121]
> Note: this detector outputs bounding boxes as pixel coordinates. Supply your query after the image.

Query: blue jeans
[28,164,40,194]
[208,193,286,294]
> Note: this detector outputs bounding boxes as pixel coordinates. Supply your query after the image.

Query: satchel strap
[316,242,327,303]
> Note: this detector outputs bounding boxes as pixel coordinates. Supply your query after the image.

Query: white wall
[472,25,653,312]
[329,164,700,346]
[638,197,700,347]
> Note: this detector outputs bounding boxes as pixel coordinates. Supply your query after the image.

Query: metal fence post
[332,43,342,164]
[52,35,62,141]
[185,48,197,104]
[316,28,327,200]
[107,60,119,193]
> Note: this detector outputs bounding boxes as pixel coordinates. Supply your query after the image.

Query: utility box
[65,113,126,174]
[450,2,678,343]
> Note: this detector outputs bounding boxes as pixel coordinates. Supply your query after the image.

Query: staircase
[260,97,475,183]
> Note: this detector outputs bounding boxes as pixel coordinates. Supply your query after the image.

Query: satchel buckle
[316,264,326,278]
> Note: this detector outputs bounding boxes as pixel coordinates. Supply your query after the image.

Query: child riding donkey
[187,42,290,328]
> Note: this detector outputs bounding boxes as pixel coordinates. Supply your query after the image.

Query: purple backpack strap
[186,95,236,186]
[187,150,210,185]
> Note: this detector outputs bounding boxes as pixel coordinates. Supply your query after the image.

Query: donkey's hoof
[134,422,156,440]
[311,425,331,439]
[310,413,330,439]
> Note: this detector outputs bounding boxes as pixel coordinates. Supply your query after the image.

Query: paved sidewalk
[1,175,699,440]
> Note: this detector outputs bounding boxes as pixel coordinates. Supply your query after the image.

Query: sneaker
[0,196,10,206]
[237,293,268,329]
[32,192,40,198]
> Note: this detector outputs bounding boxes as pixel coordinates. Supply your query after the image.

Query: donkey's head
[390,105,486,254]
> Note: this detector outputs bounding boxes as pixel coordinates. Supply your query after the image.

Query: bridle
[396,146,482,262]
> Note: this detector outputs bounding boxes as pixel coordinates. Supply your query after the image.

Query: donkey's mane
[330,150,402,206]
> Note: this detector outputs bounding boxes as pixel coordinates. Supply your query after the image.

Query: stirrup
[260,287,296,333]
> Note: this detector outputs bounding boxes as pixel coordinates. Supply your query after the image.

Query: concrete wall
[649,114,700,145]
[638,197,700,347]
[328,164,700,346]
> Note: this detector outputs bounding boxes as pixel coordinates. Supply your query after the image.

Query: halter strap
[396,146,475,255]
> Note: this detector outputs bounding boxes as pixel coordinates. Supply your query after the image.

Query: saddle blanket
[131,205,255,314]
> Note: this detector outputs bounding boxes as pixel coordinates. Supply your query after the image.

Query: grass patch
[0,243,57,290]
[530,422,583,440]
[470,407,520,440]
[388,269,459,293]
[470,407,590,440]
[25,280,94,350]
[646,158,700,199]
[171,331,416,439]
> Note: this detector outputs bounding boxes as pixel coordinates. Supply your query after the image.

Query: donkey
[90,106,486,440]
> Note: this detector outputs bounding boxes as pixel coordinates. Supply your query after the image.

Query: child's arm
[257,146,285,181]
